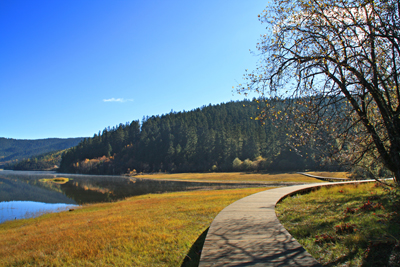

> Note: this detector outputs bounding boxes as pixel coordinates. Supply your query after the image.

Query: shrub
[242,159,254,171]
[232,158,243,171]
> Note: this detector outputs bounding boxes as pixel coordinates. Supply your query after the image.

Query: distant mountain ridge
[0,137,85,167]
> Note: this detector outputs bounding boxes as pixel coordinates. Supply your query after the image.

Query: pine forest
[58,100,335,175]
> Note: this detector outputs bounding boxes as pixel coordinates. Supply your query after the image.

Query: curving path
[199,180,373,267]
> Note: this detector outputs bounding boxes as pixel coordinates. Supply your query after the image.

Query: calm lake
[0,170,267,223]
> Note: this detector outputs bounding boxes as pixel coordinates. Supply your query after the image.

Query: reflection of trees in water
[60,181,115,204]
[0,172,65,193]
[0,176,76,204]
[59,175,269,204]
[0,171,269,205]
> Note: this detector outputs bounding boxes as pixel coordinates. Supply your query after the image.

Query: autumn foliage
[238,0,400,183]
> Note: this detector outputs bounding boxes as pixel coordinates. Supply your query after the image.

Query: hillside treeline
[59,100,329,175]
[0,137,84,167]
[4,150,64,171]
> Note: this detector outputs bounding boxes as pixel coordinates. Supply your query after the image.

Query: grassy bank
[0,187,269,266]
[276,183,400,266]
[134,172,332,183]
[305,171,351,178]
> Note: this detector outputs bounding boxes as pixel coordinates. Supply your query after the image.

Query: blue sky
[0,0,266,139]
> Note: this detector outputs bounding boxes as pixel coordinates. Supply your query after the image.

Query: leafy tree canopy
[237,0,400,183]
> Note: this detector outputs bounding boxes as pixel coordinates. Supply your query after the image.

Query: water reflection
[0,170,269,223]
[0,175,76,204]
[0,171,265,223]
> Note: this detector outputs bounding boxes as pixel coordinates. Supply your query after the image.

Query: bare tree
[238,0,400,183]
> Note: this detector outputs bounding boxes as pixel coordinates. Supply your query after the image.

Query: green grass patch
[0,187,271,266]
[135,172,325,183]
[276,183,400,266]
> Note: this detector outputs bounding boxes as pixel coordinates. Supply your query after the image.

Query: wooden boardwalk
[199,180,373,266]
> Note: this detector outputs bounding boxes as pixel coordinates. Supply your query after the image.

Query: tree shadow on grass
[181,227,209,267]
[361,242,400,267]
[324,249,359,267]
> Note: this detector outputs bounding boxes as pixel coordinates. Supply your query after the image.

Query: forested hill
[0,137,84,167]
[60,100,329,175]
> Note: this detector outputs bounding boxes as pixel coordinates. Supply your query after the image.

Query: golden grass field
[0,187,270,266]
[134,172,336,183]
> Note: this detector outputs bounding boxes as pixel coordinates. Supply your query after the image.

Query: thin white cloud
[103,98,133,103]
